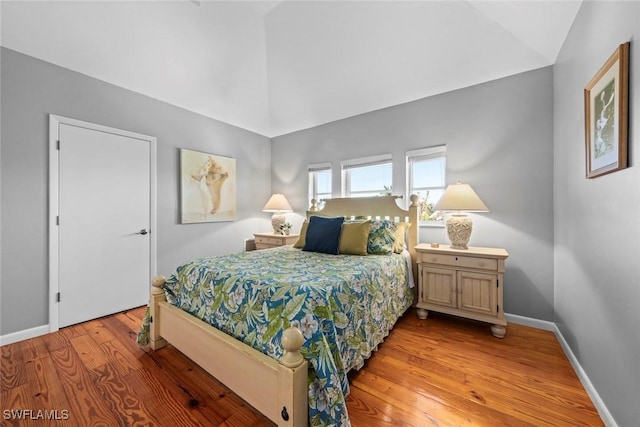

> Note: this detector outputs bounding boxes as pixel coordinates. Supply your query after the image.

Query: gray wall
[3,9,637,421]
[0,48,272,335]
[272,67,555,321]
[554,2,640,425]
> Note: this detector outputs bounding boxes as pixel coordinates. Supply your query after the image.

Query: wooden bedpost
[408,194,420,281]
[280,327,304,368]
[278,327,308,427]
[149,275,168,350]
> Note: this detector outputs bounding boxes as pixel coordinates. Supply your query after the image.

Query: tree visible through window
[407,146,446,223]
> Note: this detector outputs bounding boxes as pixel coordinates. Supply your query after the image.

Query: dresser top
[415,243,508,259]
[254,232,300,238]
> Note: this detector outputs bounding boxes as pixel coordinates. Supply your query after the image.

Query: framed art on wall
[584,42,630,179]
[180,148,236,223]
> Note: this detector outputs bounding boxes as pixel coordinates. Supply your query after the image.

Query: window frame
[308,162,332,209]
[341,153,393,197]
[407,146,446,226]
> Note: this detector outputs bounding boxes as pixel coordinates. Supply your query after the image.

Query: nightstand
[253,232,300,250]
[415,243,509,338]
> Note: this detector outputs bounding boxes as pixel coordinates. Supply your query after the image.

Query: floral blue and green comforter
[139,245,413,426]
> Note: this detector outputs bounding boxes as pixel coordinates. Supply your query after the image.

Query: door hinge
[56,216,60,226]
[57,140,60,150]
[56,292,61,302]
[149,315,153,323]
[497,304,500,313]
[496,279,499,288]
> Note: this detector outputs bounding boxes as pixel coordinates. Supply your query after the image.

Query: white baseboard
[505,312,556,331]
[552,324,618,427]
[506,312,617,427]
[0,324,50,346]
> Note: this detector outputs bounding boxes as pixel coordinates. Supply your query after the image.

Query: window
[342,154,393,197]
[308,163,332,209]
[407,146,446,223]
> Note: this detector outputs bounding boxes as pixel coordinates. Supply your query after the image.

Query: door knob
[137,229,149,235]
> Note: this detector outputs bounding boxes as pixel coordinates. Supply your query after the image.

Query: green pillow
[393,222,411,253]
[293,220,308,249]
[339,220,371,255]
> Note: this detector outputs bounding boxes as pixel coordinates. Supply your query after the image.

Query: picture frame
[584,42,630,179]
[180,148,236,223]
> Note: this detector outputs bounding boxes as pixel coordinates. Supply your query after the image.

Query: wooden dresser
[415,243,509,338]
[253,232,300,250]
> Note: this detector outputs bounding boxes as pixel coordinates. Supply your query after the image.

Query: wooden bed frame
[147,195,419,427]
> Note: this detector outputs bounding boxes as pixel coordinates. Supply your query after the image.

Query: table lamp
[434,183,489,249]
[262,194,293,234]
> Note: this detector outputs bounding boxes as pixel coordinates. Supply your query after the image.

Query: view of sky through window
[349,163,392,197]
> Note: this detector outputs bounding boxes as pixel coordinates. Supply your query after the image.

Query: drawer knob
[431,257,437,262]
[479,262,485,267]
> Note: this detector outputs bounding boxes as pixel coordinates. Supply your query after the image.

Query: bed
[138,195,419,427]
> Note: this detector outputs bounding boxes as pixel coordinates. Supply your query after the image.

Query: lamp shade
[262,194,293,212]
[434,183,489,212]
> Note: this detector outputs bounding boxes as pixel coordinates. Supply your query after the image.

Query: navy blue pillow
[302,216,345,255]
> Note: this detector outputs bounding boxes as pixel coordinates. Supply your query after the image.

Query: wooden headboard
[306,195,419,279]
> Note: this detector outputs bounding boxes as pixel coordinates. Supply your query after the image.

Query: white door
[57,122,152,327]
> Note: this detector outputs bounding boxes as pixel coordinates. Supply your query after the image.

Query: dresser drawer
[253,233,299,250]
[420,253,498,271]
[255,236,283,246]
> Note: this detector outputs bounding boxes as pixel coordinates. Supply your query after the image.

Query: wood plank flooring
[1,307,603,426]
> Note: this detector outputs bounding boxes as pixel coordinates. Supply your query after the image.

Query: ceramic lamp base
[271,213,286,234]
[446,214,473,250]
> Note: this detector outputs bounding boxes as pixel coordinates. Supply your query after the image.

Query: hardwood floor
[1,307,603,426]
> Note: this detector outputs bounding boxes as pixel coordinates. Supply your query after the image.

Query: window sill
[419,222,445,228]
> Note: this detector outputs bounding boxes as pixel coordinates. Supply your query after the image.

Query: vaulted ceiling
[0,1,582,137]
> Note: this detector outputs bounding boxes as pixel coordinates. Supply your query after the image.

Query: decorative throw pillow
[367,219,397,255]
[293,220,308,249]
[294,215,332,249]
[339,220,371,255]
[393,222,411,253]
[303,216,345,255]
